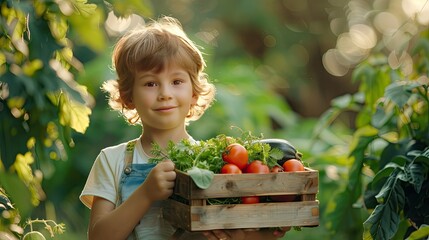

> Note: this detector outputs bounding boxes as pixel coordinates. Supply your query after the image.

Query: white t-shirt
[80,137,205,239]
[80,138,149,209]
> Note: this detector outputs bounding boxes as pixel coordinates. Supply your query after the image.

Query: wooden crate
[163,168,319,231]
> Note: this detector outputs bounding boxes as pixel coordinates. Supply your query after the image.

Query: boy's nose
[158,86,173,100]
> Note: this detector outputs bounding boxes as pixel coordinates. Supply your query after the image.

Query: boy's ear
[127,99,136,109]
[191,94,198,105]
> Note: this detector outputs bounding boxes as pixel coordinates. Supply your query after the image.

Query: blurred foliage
[314,0,429,239]
[0,0,150,238]
[1,0,428,239]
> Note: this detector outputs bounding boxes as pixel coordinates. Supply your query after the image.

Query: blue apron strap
[121,139,139,240]
[123,140,137,175]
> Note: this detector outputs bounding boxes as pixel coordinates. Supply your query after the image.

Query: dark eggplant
[258,138,303,166]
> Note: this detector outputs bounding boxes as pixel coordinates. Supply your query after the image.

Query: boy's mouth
[155,106,176,111]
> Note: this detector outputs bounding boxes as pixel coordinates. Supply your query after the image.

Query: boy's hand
[202,229,245,240]
[202,227,291,240]
[142,159,176,202]
[273,227,291,238]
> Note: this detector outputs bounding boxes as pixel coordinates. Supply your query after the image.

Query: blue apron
[117,140,175,239]
[117,140,205,240]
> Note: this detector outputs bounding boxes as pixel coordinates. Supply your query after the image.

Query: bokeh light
[105,12,145,36]
[323,0,428,76]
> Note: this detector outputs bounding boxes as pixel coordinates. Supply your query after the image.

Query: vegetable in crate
[283,159,305,172]
[220,163,242,174]
[270,158,305,203]
[245,160,270,173]
[149,133,282,173]
[241,196,260,204]
[258,139,303,166]
[148,134,297,189]
[222,143,249,170]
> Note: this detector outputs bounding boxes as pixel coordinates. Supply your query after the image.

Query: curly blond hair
[102,16,216,125]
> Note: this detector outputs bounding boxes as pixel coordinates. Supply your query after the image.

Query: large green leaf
[364,171,405,240]
[187,167,214,189]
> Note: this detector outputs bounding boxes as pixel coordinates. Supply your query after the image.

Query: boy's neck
[140,127,190,151]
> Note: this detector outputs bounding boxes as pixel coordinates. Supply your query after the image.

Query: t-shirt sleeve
[79,150,121,209]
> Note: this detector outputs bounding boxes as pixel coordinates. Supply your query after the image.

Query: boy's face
[131,62,197,131]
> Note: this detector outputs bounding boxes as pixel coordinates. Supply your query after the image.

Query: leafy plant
[149,131,283,188]
[363,148,429,240]
[319,33,429,240]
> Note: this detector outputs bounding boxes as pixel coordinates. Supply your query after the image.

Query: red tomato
[270,165,284,173]
[220,163,242,174]
[222,143,248,170]
[245,160,270,173]
[241,196,260,204]
[282,159,305,172]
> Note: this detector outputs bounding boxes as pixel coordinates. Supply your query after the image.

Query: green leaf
[352,62,376,84]
[68,9,107,53]
[331,94,354,109]
[57,93,91,134]
[385,81,421,108]
[406,224,429,240]
[364,171,405,240]
[109,0,153,17]
[371,104,394,129]
[413,148,429,169]
[353,61,390,109]
[363,202,401,240]
[379,140,412,169]
[70,0,97,17]
[0,172,33,219]
[407,163,425,193]
[370,166,395,190]
[187,167,214,189]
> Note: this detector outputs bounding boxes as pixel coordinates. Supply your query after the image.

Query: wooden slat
[164,200,320,231]
[173,169,319,199]
[163,199,191,230]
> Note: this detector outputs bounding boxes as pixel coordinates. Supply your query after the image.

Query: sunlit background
[1,0,428,239]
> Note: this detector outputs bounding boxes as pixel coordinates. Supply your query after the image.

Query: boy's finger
[160,159,175,170]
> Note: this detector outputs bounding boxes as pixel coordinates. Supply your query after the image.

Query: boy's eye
[144,82,157,87]
[173,79,183,85]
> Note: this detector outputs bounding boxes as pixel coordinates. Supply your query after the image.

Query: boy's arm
[88,160,176,240]
[88,195,151,240]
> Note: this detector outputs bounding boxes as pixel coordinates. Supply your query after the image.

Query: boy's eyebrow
[170,71,189,77]
[136,71,189,79]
